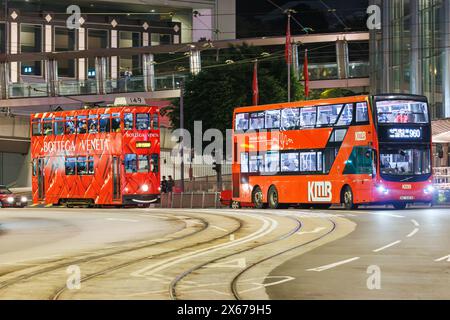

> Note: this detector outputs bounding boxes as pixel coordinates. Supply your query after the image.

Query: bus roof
[233,95,370,115]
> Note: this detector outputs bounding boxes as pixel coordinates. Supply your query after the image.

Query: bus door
[344,146,374,202]
[112,156,121,201]
[37,158,45,200]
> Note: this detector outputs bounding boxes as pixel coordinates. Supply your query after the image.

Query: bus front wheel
[252,186,266,209]
[342,186,358,210]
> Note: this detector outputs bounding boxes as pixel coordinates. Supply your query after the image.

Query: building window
[20,24,42,76]
[87,29,109,79]
[119,31,141,77]
[54,27,76,77]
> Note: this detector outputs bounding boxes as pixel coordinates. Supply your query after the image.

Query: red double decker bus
[30,98,161,207]
[231,94,433,210]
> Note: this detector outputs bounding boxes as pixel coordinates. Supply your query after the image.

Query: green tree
[163,44,305,135]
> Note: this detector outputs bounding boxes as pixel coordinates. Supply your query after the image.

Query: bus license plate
[400,196,414,200]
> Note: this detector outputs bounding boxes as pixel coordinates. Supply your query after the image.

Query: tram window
[65,117,76,134]
[125,154,137,173]
[138,155,149,172]
[88,115,98,133]
[54,118,64,135]
[336,104,353,126]
[152,114,159,129]
[77,157,88,175]
[32,159,37,176]
[281,152,299,172]
[77,116,88,134]
[43,119,53,136]
[136,113,150,130]
[151,154,159,173]
[112,113,121,132]
[65,157,76,175]
[32,120,42,136]
[300,107,317,127]
[124,113,134,130]
[99,114,111,133]
[87,156,94,174]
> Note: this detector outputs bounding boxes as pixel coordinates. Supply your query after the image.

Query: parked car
[0,185,28,208]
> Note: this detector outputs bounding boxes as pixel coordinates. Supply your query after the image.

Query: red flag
[303,49,309,98]
[285,15,291,64]
[252,60,259,105]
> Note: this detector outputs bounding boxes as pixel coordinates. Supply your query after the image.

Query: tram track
[0,212,242,298]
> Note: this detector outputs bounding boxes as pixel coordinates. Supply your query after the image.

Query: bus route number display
[388,128,421,139]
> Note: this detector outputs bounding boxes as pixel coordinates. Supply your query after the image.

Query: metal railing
[160,192,223,208]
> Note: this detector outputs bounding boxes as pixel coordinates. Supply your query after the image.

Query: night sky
[237,0,369,37]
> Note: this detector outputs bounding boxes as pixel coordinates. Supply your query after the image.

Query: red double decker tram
[30,98,161,207]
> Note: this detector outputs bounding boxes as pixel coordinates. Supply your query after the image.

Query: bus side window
[32,119,42,136]
[124,154,137,173]
[100,114,111,133]
[112,113,121,132]
[124,113,134,130]
[356,103,369,123]
[151,154,159,173]
[65,158,76,175]
[152,114,159,130]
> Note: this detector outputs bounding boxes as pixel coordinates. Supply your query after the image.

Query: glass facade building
[370,0,450,119]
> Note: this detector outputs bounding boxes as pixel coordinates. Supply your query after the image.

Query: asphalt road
[0,206,448,299]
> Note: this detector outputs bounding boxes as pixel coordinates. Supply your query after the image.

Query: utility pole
[179,79,185,192]
[285,9,296,102]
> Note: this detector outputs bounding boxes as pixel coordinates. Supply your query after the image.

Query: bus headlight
[142,184,149,192]
[377,185,389,195]
[7,196,14,203]
[423,185,434,194]
[21,196,28,203]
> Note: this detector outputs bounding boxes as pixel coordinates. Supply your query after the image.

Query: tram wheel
[231,201,241,209]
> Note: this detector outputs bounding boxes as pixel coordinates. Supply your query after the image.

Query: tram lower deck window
[125,154,137,173]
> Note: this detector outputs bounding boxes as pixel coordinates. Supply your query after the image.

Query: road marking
[205,258,246,269]
[106,218,139,223]
[406,228,419,238]
[367,212,405,218]
[211,225,228,232]
[230,234,235,241]
[131,212,277,278]
[297,227,327,235]
[373,240,402,252]
[411,219,420,227]
[307,257,360,272]
[434,254,450,262]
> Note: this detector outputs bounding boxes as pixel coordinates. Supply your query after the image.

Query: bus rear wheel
[393,202,407,210]
[252,186,266,209]
[342,186,358,210]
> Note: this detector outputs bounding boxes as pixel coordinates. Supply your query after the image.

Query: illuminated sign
[136,141,151,148]
[388,128,421,139]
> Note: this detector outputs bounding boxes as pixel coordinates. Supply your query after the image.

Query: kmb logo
[308,181,332,202]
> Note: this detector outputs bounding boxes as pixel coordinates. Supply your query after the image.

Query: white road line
[307,257,360,272]
[411,219,420,227]
[406,228,419,238]
[211,225,228,232]
[106,218,139,223]
[434,254,450,262]
[131,211,277,278]
[367,212,405,218]
[373,240,402,252]
[297,227,327,235]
